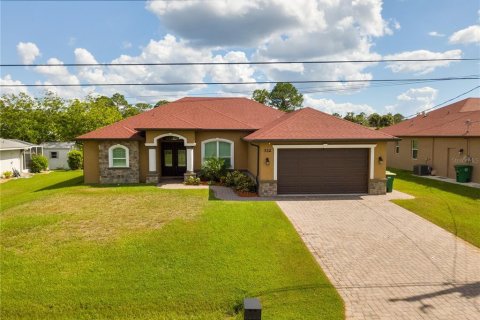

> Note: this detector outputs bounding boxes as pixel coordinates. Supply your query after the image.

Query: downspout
[250,143,260,185]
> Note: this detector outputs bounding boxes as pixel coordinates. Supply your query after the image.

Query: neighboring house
[77,97,396,196]
[41,142,77,169]
[0,138,42,173]
[381,98,480,183]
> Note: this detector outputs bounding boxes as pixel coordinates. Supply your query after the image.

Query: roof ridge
[250,108,302,137]
[403,112,473,136]
[303,107,396,139]
[170,113,201,129]
[201,103,256,129]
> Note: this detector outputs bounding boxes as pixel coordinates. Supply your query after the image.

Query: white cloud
[449,25,480,45]
[147,0,392,48]
[384,49,462,74]
[122,41,132,49]
[428,31,445,37]
[388,86,438,115]
[304,95,375,116]
[33,58,87,99]
[0,75,29,95]
[16,42,40,64]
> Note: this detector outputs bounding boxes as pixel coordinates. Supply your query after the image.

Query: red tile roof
[380,98,480,137]
[77,97,285,140]
[244,107,397,141]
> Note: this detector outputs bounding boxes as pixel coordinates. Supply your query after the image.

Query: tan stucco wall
[193,130,251,171]
[256,141,387,181]
[469,138,480,183]
[386,137,479,183]
[83,140,99,183]
[386,138,434,171]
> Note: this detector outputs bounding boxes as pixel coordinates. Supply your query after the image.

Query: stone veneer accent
[146,174,159,184]
[258,180,277,197]
[368,179,387,195]
[183,171,197,182]
[99,140,140,184]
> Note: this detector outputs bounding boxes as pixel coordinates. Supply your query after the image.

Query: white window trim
[145,133,196,147]
[411,139,418,160]
[108,144,130,168]
[273,144,377,180]
[201,138,234,169]
[395,141,400,154]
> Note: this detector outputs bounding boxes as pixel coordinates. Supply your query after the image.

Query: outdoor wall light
[459,148,464,154]
[265,157,270,165]
[378,156,384,164]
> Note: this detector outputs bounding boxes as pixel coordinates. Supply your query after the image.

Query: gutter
[250,143,260,185]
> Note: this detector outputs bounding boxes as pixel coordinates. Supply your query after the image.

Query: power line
[405,85,480,119]
[1,76,478,88]
[1,58,478,68]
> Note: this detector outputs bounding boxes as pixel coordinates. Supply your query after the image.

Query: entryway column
[146,147,158,183]
[186,146,194,173]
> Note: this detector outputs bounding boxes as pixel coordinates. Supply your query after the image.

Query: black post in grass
[244,298,262,320]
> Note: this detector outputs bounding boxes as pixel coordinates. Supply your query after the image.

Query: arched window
[201,139,234,168]
[108,144,129,168]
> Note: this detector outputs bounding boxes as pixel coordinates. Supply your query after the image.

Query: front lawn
[0,171,343,319]
[390,169,480,248]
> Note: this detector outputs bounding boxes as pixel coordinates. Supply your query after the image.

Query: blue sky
[1,0,479,116]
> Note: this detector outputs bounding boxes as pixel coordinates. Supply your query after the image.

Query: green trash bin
[386,171,396,193]
[454,165,473,183]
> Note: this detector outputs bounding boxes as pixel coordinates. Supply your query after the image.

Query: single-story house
[381,98,480,183]
[0,138,42,174]
[77,97,397,196]
[41,142,77,169]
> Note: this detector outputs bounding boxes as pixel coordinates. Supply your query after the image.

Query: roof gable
[380,98,480,137]
[244,107,396,141]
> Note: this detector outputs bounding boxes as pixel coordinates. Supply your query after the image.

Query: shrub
[3,171,12,179]
[67,149,83,170]
[234,174,256,193]
[199,157,226,182]
[184,176,201,185]
[224,170,243,187]
[31,154,48,173]
[224,170,256,192]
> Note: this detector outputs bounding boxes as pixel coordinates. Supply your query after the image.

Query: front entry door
[161,142,187,176]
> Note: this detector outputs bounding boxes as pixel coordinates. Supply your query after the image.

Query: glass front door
[161,142,187,176]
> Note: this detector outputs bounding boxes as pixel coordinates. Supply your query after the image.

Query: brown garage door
[277,148,369,194]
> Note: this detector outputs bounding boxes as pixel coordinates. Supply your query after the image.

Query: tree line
[1,83,403,144]
[0,92,167,144]
[251,83,404,127]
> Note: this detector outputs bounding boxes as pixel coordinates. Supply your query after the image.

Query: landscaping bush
[184,176,201,185]
[67,150,83,170]
[224,170,256,192]
[223,170,243,187]
[234,174,256,193]
[3,171,13,179]
[199,157,226,182]
[31,155,48,173]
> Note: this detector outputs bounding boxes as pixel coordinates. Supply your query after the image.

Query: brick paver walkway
[277,197,480,319]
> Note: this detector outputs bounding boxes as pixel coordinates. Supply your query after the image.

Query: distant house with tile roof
[381,98,480,183]
[77,97,397,195]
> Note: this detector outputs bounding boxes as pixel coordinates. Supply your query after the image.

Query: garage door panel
[277,148,368,194]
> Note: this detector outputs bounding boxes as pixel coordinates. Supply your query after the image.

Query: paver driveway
[277,193,480,320]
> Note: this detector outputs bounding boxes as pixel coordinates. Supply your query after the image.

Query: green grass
[0,171,343,319]
[389,168,480,248]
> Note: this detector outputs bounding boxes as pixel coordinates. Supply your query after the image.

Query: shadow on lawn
[389,169,480,200]
[35,175,84,191]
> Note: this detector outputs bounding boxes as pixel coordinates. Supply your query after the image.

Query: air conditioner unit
[413,164,431,176]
